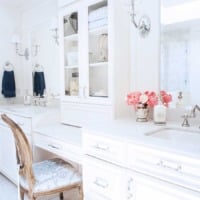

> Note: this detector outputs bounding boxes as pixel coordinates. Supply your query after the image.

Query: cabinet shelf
[64,33,78,41]
[64,65,78,69]
[89,25,108,35]
[89,62,108,67]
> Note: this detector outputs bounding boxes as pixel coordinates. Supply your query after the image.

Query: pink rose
[126,91,141,105]
[147,92,158,107]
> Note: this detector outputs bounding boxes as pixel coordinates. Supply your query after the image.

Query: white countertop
[0,104,199,161]
[83,118,200,160]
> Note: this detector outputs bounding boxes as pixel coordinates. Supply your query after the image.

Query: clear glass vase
[153,102,167,124]
[135,104,149,122]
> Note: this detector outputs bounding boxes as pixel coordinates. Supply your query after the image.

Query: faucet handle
[181,113,190,127]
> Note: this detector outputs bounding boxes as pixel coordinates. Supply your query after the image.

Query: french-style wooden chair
[1,114,83,200]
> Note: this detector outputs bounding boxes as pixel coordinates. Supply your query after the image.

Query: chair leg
[60,192,64,200]
[19,186,24,200]
[79,185,83,200]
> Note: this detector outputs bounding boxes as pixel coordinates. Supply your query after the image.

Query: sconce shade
[11,34,20,44]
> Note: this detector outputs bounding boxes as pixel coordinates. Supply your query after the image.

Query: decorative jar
[136,103,149,122]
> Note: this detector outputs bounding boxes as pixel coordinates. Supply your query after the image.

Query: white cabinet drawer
[83,157,125,200]
[127,143,200,192]
[34,133,81,163]
[83,133,125,165]
[0,112,31,135]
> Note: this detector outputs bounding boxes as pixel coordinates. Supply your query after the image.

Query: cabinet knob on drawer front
[94,143,109,151]
[93,177,109,189]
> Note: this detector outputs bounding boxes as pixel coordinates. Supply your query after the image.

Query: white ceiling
[162,0,198,7]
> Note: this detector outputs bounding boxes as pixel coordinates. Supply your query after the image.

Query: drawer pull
[48,144,61,150]
[157,160,182,172]
[93,177,109,189]
[94,143,109,151]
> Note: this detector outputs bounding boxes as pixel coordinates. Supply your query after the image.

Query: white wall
[21,0,60,96]
[0,5,22,100]
[188,31,200,105]
[130,0,160,92]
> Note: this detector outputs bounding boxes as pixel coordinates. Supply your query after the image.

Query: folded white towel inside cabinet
[88,18,107,30]
[88,6,107,22]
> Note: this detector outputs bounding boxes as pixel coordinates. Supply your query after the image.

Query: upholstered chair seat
[20,158,81,193]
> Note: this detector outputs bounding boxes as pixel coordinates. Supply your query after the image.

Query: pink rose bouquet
[126,91,158,108]
[126,90,172,108]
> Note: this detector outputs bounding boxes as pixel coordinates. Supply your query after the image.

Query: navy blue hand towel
[33,72,46,96]
[1,70,16,98]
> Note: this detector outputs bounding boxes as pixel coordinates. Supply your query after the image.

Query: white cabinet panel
[59,0,130,125]
[0,125,18,184]
[83,156,125,200]
[83,132,125,165]
[34,132,81,164]
[0,111,32,184]
[126,170,200,200]
[127,142,200,192]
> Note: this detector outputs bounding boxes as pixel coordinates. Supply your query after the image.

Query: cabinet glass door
[63,10,79,97]
[88,0,109,99]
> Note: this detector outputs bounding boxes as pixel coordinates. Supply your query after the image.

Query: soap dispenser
[176,91,183,108]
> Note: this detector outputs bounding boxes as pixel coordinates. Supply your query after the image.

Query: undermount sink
[145,128,200,147]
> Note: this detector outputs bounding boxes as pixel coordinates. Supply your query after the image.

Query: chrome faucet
[182,104,200,128]
[190,104,200,118]
[181,113,190,127]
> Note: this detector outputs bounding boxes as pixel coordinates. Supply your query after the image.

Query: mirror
[160,0,200,106]
[30,20,60,98]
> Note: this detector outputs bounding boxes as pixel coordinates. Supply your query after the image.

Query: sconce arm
[130,0,151,37]
[14,43,29,60]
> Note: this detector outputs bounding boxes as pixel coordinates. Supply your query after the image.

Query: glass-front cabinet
[59,0,130,126]
[88,1,109,99]
[60,0,109,101]
[61,6,80,98]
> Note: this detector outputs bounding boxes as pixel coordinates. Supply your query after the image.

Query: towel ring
[4,61,14,71]
[33,63,44,72]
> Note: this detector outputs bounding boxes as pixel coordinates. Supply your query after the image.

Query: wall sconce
[50,17,59,45]
[125,0,151,37]
[11,34,29,60]
[11,34,39,60]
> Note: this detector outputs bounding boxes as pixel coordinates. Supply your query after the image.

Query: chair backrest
[1,114,35,192]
